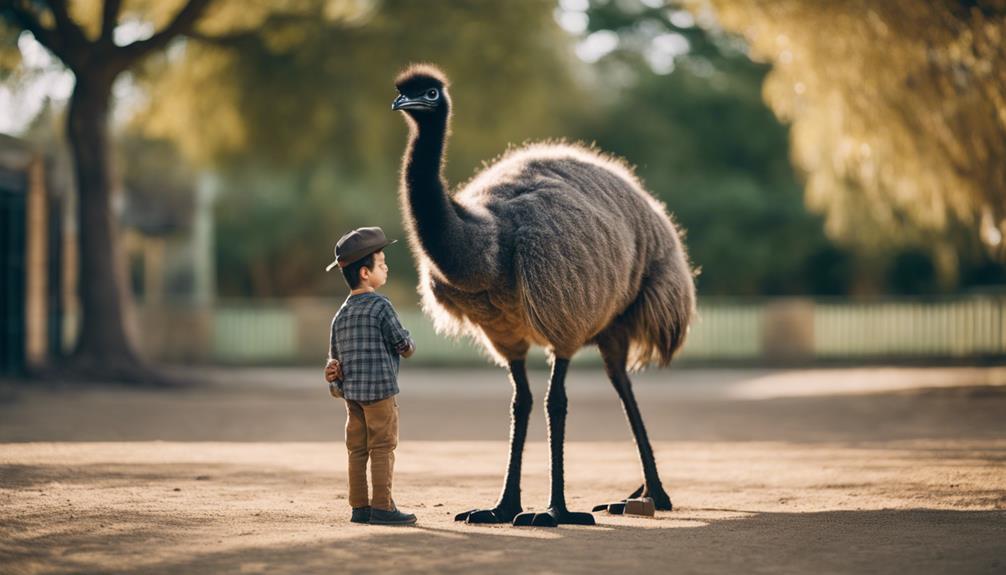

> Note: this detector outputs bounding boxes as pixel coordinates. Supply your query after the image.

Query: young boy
[324,226,417,525]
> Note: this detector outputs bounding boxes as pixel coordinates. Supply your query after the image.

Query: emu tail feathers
[622,268,694,371]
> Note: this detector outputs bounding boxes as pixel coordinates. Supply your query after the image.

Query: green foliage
[134,0,581,297]
[0,23,21,79]
[5,0,1002,299]
[575,0,1005,295]
[119,135,196,235]
[139,0,579,174]
[700,0,1006,258]
[575,0,845,295]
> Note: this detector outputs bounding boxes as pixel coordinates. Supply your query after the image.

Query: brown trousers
[345,395,399,511]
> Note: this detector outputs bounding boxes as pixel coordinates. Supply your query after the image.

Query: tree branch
[186,29,259,49]
[0,1,68,63]
[43,0,87,49]
[117,0,213,65]
[100,0,122,44]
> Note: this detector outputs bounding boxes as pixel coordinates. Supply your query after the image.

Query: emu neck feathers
[401,119,497,290]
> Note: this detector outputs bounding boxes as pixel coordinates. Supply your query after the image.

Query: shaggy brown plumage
[392,64,696,527]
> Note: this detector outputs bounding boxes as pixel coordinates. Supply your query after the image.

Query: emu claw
[592,502,626,514]
[513,508,596,527]
[455,506,521,524]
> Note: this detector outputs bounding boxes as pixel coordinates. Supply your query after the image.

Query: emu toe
[593,484,673,514]
[592,501,626,514]
[455,506,521,524]
[513,508,596,527]
[623,497,656,516]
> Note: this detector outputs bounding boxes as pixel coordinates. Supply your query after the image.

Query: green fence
[680,303,764,360]
[186,293,1006,365]
[814,297,1006,359]
[212,307,298,362]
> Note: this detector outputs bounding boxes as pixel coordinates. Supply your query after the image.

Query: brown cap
[325,226,397,272]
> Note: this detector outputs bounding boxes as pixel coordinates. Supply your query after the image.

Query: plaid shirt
[329,292,412,402]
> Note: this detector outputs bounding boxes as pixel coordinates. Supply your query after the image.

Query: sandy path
[1,367,1005,574]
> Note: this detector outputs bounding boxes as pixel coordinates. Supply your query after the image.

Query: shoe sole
[369,519,417,525]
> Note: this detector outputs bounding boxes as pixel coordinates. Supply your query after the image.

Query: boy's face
[360,250,388,289]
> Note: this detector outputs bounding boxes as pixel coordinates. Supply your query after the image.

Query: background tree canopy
[4,0,1004,303]
[699,0,1006,255]
[132,0,582,298]
[573,0,846,295]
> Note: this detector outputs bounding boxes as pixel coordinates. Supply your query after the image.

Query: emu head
[392,64,450,124]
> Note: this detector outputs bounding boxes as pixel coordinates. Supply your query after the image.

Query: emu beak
[391,94,433,111]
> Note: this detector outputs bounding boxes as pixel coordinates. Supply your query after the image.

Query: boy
[324,226,417,526]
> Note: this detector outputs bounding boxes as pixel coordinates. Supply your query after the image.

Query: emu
[392,64,695,527]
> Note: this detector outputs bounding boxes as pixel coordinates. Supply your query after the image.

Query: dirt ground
[1,366,1005,574]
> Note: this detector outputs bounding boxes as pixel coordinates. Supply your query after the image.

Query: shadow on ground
[1,368,1005,443]
[4,508,1003,574]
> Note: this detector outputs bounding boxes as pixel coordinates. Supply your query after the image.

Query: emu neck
[406,120,448,198]
[401,117,470,282]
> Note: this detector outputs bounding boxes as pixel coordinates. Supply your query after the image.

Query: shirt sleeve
[329,315,339,359]
[380,302,412,350]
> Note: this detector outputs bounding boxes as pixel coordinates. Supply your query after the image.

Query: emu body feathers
[413,141,694,370]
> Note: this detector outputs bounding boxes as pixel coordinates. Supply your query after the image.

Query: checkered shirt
[329,292,412,402]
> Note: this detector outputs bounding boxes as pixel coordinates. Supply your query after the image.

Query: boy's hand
[395,338,416,358]
[325,359,343,382]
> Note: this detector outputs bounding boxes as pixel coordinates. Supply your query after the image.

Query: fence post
[761,298,815,363]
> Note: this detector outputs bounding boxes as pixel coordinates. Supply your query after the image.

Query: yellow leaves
[121,1,374,165]
[124,0,577,176]
[190,0,373,37]
[700,0,1006,254]
[323,0,376,23]
[137,46,245,166]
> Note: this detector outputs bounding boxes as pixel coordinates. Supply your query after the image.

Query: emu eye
[424,89,439,101]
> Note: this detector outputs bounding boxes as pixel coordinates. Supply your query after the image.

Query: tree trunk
[64,68,151,382]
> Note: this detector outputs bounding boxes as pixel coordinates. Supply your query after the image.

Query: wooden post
[25,155,48,369]
[144,237,165,306]
[761,298,816,363]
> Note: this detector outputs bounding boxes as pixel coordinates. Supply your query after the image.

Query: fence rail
[137,294,1006,365]
[813,298,1006,359]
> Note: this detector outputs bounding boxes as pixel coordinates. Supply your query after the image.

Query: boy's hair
[342,250,381,289]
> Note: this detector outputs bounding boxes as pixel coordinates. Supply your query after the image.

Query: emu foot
[455,504,522,524]
[592,484,673,514]
[513,507,596,527]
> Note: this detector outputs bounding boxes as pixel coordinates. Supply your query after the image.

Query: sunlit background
[2,0,1004,371]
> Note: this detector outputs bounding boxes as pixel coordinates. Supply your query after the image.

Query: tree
[0,0,220,382]
[698,0,1006,258]
[574,0,1005,293]
[0,0,584,380]
[131,0,582,299]
[575,0,853,295]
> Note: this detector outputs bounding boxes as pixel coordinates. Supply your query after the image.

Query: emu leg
[594,343,673,514]
[455,360,531,524]
[513,358,595,527]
